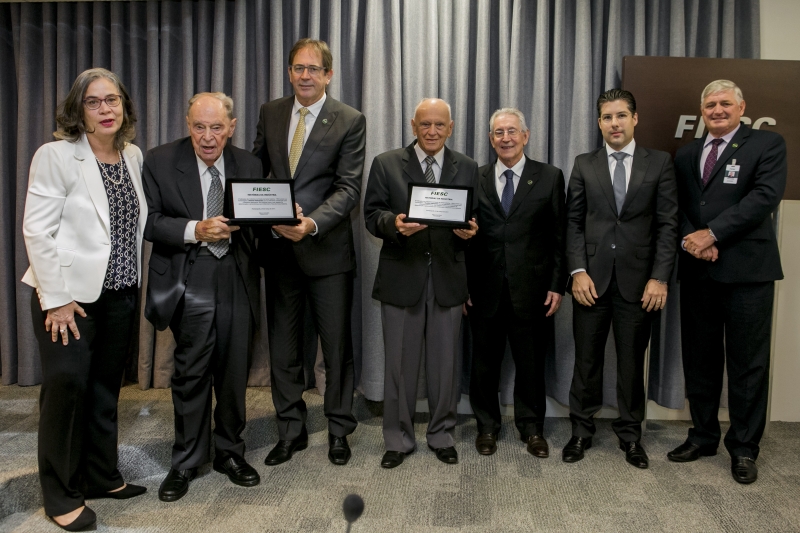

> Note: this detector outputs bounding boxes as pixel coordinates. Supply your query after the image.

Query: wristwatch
[655,279,668,285]
[707,228,717,241]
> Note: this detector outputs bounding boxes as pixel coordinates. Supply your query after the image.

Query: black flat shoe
[85,483,147,500]
[158,468,197,502]
[328,434,352,465]
[428,445,458,464]
[667,440,718,463]
[562,436,592,463]
[731,456,758,484]
[49,507,96,531]
[381,449,414,469]
[620,439,649,469]
[265,427,309,466]
[213,456,261,487]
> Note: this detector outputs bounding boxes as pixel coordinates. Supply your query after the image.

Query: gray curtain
[0,0,759,412]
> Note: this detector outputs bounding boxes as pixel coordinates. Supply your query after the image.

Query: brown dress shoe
[525,435,549,458]
[475,433,498,455]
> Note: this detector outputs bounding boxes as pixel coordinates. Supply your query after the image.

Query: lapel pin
[732,143,738,148]
[527,180,533,185]
[322,119,328,125]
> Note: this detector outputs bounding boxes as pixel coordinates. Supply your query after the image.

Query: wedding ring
[60,329,66,333]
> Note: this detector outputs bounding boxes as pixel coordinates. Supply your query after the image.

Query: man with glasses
[465,108,566,458]
[252,38,366,466]
[562,89,678,469]
[364,98,478,468]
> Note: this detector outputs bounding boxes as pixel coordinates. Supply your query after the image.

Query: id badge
[724,163,740,184]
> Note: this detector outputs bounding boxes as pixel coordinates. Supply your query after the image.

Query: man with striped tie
[364,98,479,468]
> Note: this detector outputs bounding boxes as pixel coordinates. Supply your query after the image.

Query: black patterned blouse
[97,156,139,290]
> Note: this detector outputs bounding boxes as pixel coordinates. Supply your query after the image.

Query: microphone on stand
[343,494,364,533]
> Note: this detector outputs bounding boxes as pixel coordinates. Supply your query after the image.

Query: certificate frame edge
[403,182,473,229]
[225,178,301,225]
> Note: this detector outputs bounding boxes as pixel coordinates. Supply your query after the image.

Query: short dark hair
[54,68,137,152]
[596,88,636,117]
[288,38,333,72]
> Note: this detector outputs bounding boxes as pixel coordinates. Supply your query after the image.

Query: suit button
[505,222,509,226]
[616,220,621,225]
[424,252,430,256]
[183,279,188,284]
[505,243,509,248]
[611,244,616,249]
[189,260,194,265]
[700,201,706,206]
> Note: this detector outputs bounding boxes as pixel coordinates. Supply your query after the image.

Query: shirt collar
[705,124,740,147]
[293,92,327,117]
[195,152,224,178]
[414,142,445,169]
[605,139,636,159]
[495,156,526,178]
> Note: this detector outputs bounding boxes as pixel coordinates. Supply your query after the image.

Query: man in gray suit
[252,38,366,466]
[364,98,479,468]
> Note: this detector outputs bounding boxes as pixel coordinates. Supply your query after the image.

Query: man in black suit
[563,89,678,468]
[670,80,786,484]
[364,98,479,468]
[252,39,366,466]
[466,108,566,458]
[143,93,262,501]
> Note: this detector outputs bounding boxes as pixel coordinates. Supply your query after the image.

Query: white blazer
[22,134,148,310]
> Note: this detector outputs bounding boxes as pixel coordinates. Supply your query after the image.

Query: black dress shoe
[475,433,498,455]
[381,449,414,469]
[49,507,97,531]
[428,445,458,464]
[562,436,592,463]
[85,483,147,500]
[158,468,197,502]
[328,434,352,465]
[731,456,758,484]
[667,440,718,463]
[213,456,261,487]
[525,435,549,458]
[264,428,308,466]
[620,440,649,469]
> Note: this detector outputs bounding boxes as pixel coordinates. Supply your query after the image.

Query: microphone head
[342,494,364,523]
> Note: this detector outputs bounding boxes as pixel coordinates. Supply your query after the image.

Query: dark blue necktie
[501,169,515,216]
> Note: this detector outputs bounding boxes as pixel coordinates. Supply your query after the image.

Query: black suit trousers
[265,250,357,440]
[33,286,137,516]
[469,278,550,438]
[168,250,252,470]
[569,272,653,442]
[680,278,773,459]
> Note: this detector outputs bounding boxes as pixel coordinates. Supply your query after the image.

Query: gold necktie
[289,107,310,178]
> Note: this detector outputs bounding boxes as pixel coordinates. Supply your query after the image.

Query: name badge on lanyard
[724,159,740,184]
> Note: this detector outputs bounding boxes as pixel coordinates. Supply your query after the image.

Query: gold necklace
[97,151,124,186]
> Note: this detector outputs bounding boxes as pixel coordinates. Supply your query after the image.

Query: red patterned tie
[702,138,724,186]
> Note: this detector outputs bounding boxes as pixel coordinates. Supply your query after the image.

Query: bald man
[364,98,479,468]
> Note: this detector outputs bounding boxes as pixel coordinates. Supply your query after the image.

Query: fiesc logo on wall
[674,115,777,139]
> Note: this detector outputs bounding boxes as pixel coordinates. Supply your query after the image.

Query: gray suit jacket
[566,144,678,303]
[252,95,367,276]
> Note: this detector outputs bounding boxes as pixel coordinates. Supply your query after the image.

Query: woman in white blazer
[22,68,148,531]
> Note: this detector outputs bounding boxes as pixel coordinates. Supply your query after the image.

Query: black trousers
[168,250,252,470]
[680,278,774,460]
[569,273,653,442]
[265,251,357,441]
[469,279,551,438]
[33,286,137,516]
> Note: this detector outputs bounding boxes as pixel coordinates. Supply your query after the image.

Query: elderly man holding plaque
[142,92,263,502]
[364,98,479,468]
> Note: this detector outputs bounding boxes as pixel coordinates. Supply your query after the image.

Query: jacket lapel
[590,148,618,215]
[402,142,427,183]
[480,163,504,216]
[688,139,703,191]
[74,135,110,237]
[705,125,750,188]
[274,98,293,180]
[619,145,651,216]
[439,146,458,185]
[294,98,338,180]
[506,156,540,218]
[175,139,205,221]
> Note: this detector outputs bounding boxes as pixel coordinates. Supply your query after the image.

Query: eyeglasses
[600,112,632,124]
[290,64,327,76]
[83,95,122,110]
[492,128,521,138]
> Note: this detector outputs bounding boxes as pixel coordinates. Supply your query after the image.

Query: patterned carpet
[1,383,799,532]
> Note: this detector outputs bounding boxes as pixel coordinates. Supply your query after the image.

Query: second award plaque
[225,179,300,225]
[404,183,473,228]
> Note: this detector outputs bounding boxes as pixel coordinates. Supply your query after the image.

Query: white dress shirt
[494,157,525,199]
[414,143,444,183]
[184,154,225,245]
